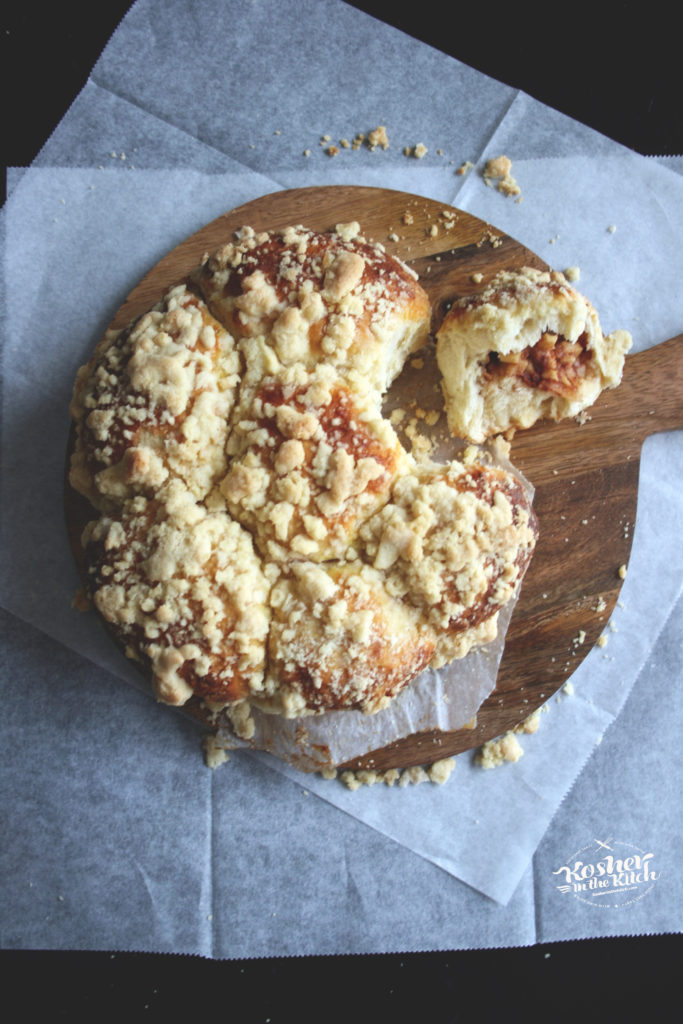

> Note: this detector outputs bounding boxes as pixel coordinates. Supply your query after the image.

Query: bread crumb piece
[340,756,455,789]
[204,734,230,769]
[514,708,541,735]
[563,681,575,696]
[367,125,390,150]
[398,765,430,786]
[564,266,580,282]
[476,731,524,768]
[457,161,474,176]
[427,757,456,784]
[483,154,521,198]
[607,225,617,233]
[326,145,340,157]
[618,563,627,580]
[412,143,428,159]
[471,272,484,284]
[319,765,337,780]
[597,634,608,648]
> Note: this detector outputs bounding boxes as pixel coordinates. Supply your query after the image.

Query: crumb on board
[618,563,627,580]
[457,160,474,176]
[564,266,580,282]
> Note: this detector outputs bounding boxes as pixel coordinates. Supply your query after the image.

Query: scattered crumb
[483,154,521,198]
[476,731,524,768]
[515,708,541,735]
[563,682,575,696]
[319,765,337,780]
[339,756,455,790]
[618,563,627,580]
[402,211,414,225]
[412,143,428,159]
[471,272,484,284]
[593,596,607,613]
[457,160,474,176]
[476,227,503,249]
[203,734,230,769]
[326,145,340,157]
[398,765,430,786]
[564,266,580,282]
[597,634,609,648]
[367,125,390,150]
[427,757,456,785]
[607,224,617,233]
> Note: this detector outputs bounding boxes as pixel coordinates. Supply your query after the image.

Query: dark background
[2,0,681,1016]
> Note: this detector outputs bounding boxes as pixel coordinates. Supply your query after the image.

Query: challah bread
[69,223,538,723]
[436,267,632,443]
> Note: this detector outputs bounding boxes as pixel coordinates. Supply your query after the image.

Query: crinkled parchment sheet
[212,341,533,772]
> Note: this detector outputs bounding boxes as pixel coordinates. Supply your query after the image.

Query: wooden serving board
[65,186,683,771]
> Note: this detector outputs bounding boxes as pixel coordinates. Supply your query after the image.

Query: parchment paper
[1,0,681,954]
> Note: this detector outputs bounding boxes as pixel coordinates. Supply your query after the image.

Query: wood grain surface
[65,186,683,771]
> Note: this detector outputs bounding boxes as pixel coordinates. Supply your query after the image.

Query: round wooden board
[65,185,683,771]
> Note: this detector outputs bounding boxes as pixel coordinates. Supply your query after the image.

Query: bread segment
[436,267,632,443]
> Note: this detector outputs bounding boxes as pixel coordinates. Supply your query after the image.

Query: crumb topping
[70,224,538,721]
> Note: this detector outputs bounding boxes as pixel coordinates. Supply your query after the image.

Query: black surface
[3,0,681,1008]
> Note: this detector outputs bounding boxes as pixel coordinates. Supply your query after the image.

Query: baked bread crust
[436,267,632,443]
[69,224,538,720]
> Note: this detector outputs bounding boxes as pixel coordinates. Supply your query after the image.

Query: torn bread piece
[436,267,632,443]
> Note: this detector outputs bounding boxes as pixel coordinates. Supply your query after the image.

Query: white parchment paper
[1,0,681,954]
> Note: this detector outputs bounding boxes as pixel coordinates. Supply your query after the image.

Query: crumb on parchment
[338,756,456,790]
[204,734,230,769]
[483,154,522,198]
[475,707,543,768]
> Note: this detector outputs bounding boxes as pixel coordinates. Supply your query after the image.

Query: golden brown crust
[69,224,538,721]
